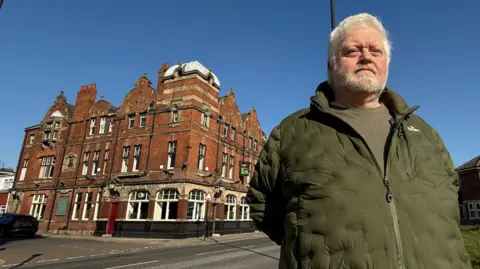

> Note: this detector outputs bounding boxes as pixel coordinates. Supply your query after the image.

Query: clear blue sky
[0,0,478,169]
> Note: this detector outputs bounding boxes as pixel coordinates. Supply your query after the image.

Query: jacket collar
[310,81,414,116]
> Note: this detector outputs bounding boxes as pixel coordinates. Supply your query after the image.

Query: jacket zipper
[311,99,418,269]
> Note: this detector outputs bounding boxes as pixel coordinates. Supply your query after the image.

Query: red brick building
[457,155,480,225]
[8,61,266,238]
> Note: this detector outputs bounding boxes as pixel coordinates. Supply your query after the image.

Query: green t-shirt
[330,103,391,173]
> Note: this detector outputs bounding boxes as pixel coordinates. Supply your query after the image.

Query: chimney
[157,63,170,95]
[72,83,97,121]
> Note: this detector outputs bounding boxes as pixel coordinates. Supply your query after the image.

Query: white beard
[333,67,387,94]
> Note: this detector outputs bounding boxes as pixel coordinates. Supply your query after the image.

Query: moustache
[355,66,376,74]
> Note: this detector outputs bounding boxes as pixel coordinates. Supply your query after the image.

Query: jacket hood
[311,81,414,115]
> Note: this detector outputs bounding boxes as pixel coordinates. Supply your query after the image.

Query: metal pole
[330,0,336,31]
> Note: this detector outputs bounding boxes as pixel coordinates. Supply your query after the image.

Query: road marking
[195,245,255,256]
[66,256,85,260]
[104,260,159,269]
[36,259,60,263]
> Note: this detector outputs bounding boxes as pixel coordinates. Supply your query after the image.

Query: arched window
[224,195,236,220]
[127,190,149,220]
[240,197,250,220]
[154,189,179,221]
[187,190,205,221]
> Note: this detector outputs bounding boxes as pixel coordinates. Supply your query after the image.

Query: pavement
[0,232,279,268]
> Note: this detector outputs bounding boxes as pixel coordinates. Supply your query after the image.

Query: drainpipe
[214,116,222,173]
[145,110,157,171]
[46,120,72,232]
[64,119,88,232]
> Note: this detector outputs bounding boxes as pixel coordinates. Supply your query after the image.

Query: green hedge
[463,230,480,268]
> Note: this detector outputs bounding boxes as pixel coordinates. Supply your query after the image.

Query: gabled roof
[456,155,480,171]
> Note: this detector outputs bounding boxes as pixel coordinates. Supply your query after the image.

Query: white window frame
[99,117,107,134]
[43,131,51,140]
[201,113,208,127]
[30,194,46,219]
[187,190,205,221]
[93,192,101,220]
[19,159,28,181]
[39,156,56,179]
[154,189,179,221]
[223,123,229,137]
[121,147,130,172]
[72,192,82,220]
[240,197,250,220]
[229,156,235,179]
[52,130,59,140]
[127,191,150,220]
[253,140,258,151]
[82,152,90,176]
[128,115,135,129]
[29,134,35,145]
[108,117,114,133]
[91,151,100,175]
[133,145,141,171]
[139,113,147,128]
[89,118,96,135]
[82,192,93,220]
[198,144,206,170]
[231,127,236,140]
[172,111,179,123]
[167,141,176,169]
[224,195,236,220]
[103,150,109,174]
[221,153,227,177]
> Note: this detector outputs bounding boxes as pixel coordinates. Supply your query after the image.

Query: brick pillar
[216,202,224,220]
[177,199,188,220]
[147,200,156,220]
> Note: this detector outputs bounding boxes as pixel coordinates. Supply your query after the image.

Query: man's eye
[370,48,382,55]
[346,49,359,55]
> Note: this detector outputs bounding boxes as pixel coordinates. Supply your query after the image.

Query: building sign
[239,163,250,177]
[56,197,69,216]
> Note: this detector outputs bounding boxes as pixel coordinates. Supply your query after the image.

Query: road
[0,235,280,269]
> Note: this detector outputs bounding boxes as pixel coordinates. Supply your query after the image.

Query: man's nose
[359,48,373,63]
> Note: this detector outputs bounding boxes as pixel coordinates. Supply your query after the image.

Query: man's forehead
[340,28,384,46]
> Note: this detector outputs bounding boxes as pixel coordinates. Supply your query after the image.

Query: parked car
[0,213,38,238]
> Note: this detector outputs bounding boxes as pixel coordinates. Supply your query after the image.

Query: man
[247,13,472,269]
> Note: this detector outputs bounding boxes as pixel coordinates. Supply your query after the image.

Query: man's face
[330,26,388,93]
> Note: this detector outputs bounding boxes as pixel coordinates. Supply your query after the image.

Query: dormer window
[128,115,135,129]
[89,118,96,135]
[201,113,209,127]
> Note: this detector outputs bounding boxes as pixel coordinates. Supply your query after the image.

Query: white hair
[327,13,392,85]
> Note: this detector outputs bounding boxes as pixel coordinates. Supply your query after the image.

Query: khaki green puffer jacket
[247,82,472,269]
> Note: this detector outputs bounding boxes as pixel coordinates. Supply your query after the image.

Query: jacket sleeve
[432,129,459,188]
[246,125,286,245]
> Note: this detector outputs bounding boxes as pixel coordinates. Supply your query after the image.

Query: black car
[0,213,38,238]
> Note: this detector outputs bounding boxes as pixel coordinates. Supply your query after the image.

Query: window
[54,122,60,128]
[19,159,28,181]
[224,195,236,220]
[201,113,208,126]
[223,124,229,137]
[89,118,96,135]
[253,140,258,151]
[29,135,35,145]
[52,130,59,140]
[172,111,179,123]
[43,131,51,140]
[30,194,46,219]
[248,138,252,149]
[221,153,228,177]
[92,151,100,175]
[82,192,93,220]
[45,122,53,129]
[99,117,107,134]
[127,191,149,220]
[93,192,102,220]
[154,189,179,220]
[72,192,82,220]
[133,145,141,171]
[240,197,250,220]
[197,144,206,170]
[167,141,177,169]
[82,152,90,176]
[128,115,135,129]
[231,127,236,140]
[108,117,114,133]
[139,113,147,127]
[67,155,75,169]
[103,150,109,174]
[39,156,56,179]
[229,156,235,179]
[187,190,205,220]
[468,203,476,219]
[121,147,130,172]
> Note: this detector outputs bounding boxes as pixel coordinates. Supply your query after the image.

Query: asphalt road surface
[0,235,280,269]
